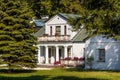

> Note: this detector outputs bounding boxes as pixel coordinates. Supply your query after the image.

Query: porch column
[70,46,73,58]
[64,46,68,58]
[56,46,59,61]
[38,46,41,64]
[45,46,49,64]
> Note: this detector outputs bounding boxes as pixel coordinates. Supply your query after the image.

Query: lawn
[0,68,120,80]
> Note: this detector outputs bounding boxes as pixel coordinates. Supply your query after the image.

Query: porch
[37,45,72,65]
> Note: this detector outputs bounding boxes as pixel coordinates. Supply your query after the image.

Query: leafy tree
[59,0,83,14]
[28,0,83,18]
[70,0,120,40]
[0,0,37,70]
[28,0,52,18]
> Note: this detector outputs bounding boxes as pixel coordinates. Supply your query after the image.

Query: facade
[34,13,120,70]
[85,36,120,70]
[34,13,86,65]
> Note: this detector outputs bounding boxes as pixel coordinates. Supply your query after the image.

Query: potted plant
[86,55,94,69]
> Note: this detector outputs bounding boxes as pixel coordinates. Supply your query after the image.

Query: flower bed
[54,61,61,65]
[61,57,85,67]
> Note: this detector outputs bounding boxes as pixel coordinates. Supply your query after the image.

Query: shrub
[54,61,60,65]
[73,57,79,61]
[79,57,85,61]
[64,57,71,60]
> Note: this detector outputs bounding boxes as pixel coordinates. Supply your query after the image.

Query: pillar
[64,46,68,58]
[45,46,49,64]
[38,46,41,64]
[56,46,59,61]
[70,46,73,58]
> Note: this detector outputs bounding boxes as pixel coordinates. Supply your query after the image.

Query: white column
[56,46,59,61]
[38,46,41,64]
[70,46,73,58]
[64,46,68,58]
[45,46,49,64]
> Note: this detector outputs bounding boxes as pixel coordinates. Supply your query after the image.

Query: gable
[45,14,68,25]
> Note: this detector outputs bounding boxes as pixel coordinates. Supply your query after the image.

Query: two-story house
[34,13,87,65]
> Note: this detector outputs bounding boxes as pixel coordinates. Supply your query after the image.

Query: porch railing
[38,35,70,42]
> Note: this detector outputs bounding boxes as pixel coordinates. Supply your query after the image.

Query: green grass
[0,68,120,80]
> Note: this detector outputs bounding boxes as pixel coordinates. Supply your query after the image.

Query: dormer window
[56,26,61,36]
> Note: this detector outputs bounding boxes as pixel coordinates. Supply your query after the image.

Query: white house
[34,13,86,65]
[85,36,120,70]
[34,13,120,70]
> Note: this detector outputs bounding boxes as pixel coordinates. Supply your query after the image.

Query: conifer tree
[0,0,37,69]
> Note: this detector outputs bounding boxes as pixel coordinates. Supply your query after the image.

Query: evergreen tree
[0,0,37,69]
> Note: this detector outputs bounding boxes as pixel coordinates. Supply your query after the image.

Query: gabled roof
[72,28,89,42]
[45,13,82,23]
[33,26,45,37]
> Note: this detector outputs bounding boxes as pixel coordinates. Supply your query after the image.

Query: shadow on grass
[50,76,108,80]
[0,75,109,80]
[0,75,49,80]
[63,68,87,72]
[63,68,120,73]
[0,69,36,73]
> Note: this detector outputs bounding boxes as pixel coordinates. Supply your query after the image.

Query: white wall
[85,36,120,70]
[72,43,85,58]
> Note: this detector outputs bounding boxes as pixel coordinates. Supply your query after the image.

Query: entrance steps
[37,64,62,68]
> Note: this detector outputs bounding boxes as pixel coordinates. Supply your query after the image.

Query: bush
[79,57,85,61]
[54,61,61,65]
[64,57,71,60]
[73,57,79,61]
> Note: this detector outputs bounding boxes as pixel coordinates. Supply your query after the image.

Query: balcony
[38,35,70,42]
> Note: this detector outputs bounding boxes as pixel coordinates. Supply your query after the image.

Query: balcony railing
[38,35,70,42]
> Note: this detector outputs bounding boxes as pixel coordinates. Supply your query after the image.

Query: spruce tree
[0,0,37,69]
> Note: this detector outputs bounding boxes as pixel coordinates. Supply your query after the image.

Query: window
[64,26,67,35]
[56,26,61,35]
[50,26,52,36]
[98,49,105,62]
